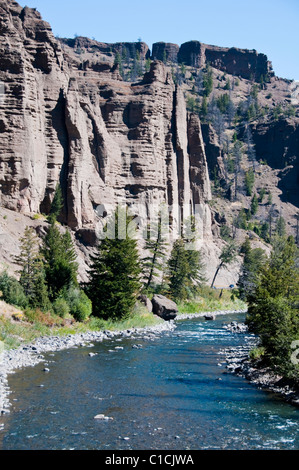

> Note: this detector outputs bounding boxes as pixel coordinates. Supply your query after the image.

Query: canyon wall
[0,0,213,247]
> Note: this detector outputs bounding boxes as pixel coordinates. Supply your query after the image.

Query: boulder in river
[204,314,216,321]
[151,295,178,321]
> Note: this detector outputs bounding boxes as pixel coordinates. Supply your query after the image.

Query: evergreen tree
[167,234,205,302]
[245,169,255,196]
[233,140,243,200]
[85,208,141,320]
[49,184,64,223]
[15,227,42,299]
[250,193,259,216]
[15,226,50,309]
[141,215,168,292]
[203,65,213,97]
[246,236,299,380]
[41,223,78,300]
[276,215,286,237]
[167,239,190,301]
[238,239,267,300]
[226,97,236,127]
[259,187,266,203]
[267,192,273,205]
[211,242,238,288]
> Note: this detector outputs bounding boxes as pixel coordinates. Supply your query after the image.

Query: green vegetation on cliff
[245,236,299,383]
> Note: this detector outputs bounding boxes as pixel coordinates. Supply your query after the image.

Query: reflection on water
[1,313,299,450]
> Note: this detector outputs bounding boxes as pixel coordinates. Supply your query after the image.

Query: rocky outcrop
[152,42,180,63]
[0,0,213,243]
[60,36,150,62]
[151,295,178,321]
[157,40,275,82]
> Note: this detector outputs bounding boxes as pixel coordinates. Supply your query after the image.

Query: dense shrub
[65,287,92,322]
[52,297,70,318]
[0,271,28,308]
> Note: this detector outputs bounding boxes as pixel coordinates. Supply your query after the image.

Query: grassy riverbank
[0,289,247,351]
[0,301,163,350]
[177,287,247,314]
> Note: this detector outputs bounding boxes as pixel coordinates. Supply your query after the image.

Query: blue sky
[18,0,299,80]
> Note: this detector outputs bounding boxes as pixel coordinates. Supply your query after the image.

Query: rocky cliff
[0,0,212,233]
[0,0,298,288]
[153,40,274,81]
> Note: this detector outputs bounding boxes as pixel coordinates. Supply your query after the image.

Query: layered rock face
[152,42,180,63]
[0,0,213,245]
[154,40,274,81]
[0,0,68,214]
[60,36,150,62]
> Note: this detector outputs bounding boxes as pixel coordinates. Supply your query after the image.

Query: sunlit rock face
[0,0,212,244]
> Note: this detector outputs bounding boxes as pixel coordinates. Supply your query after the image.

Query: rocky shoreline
[222,323,299,408]
[0,320,176,416]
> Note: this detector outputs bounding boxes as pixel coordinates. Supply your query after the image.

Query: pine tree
[203,65,213,97]
[238,240,267,300]
[167,234,205,302]
[233,140,243,200]
[41,223,78,300]
[211,242,238,288]
[141,215,168,292]
[85,208,141,320]
[245,169,255,196]
[49,184,63,223]
[276,215,286,237]
[246,236,299,380]
[15,226,42,299]
[250,193,259,216]
[15,226,50,310]
[167,239,190,301]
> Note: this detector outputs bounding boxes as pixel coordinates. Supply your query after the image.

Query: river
[1,312,299,450]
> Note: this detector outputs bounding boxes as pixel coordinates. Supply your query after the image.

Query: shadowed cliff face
[250,118,299,207]
[0,0,212,240]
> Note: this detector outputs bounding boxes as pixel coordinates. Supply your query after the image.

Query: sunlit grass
[0,302,163,349]
[0,290,247,351]
[177,287,247,315]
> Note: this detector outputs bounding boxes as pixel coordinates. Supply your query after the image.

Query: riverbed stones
[223,321,248,333]
[151,295,178,321]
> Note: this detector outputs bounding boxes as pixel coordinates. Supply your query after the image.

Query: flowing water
[1,313,299,450]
